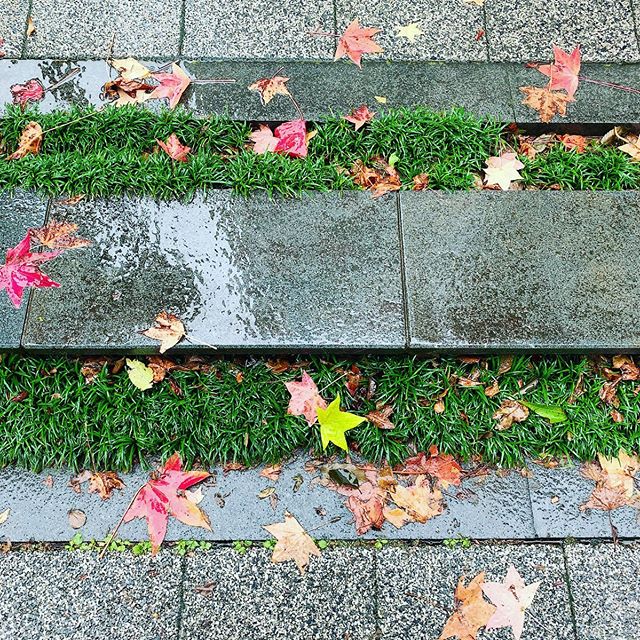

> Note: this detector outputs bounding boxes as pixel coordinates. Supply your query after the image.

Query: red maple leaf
[274,119,308,158]
[123,453,211,553]
[10,78,46,108]
[147,63,191,109]
[0,233,60,308]
[157,133,191,162]
[400,446,462,488]
[344,105,376,130]
[335,19,383,68]
[538,45,581,98]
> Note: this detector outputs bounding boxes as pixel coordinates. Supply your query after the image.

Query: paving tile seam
[561,545,581,640]
[177,0,187,58]
[18,0,32,59]
[175,555,188,640]
[395,192,411,350]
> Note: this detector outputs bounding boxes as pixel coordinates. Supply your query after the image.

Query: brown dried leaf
[611,355,640,381]
[30,220,91,250]
[484,381,500,397]
[366,404,394,430]
[7,122,42,160]
[141,311,186,353]
[260,464,283,482]
[492,399,529,430]
[520,86,574,123]
[88,471,125,500]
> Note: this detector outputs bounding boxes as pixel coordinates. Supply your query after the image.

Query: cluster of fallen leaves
[0,221,90,307]
[440,565,540,640]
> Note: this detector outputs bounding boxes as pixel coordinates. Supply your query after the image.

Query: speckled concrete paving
[0,542,637,640]
[2,0,639,62]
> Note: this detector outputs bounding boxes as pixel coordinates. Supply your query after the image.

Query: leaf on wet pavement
[481,565,540,640]
[537,45,581,98]
[146,63,191,109]
[102,77,156,105]
[388,475,443,524]
[263,512,321,575]
[10,78,45,107]
[260,464,283,482]
[316,394,366,451]
[126,358,154,391]
[141,311,186,353]
[7,121,43,160]
[492,399,529,431]
[285,371,327,426]
[483,152,524,191]
[123,453,211,553]
[395,23,423,42]
[520,86,574,123]
[108,57,151,81]
[248,75,291,105]
[344,104,375,130]
[440,573,496,640]
[335,19,384,68]
[400,446,462,488]
[30,220,91,250]
[26,17,36,37]
[0,233,60,308]
[157,133,191,162]
[0,508,10,525]
[68,508,87,529]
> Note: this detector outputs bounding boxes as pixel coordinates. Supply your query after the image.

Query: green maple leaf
[317,395,365,451]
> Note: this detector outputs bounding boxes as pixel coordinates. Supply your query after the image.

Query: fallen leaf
[401,446,462,488]
[396,23,423,42]
[389,475,443,523]
[612,354,640,381]
[123,453,211,553]
[10,78,45,107]
[157,133,191,162]
[345,365,361,396]
[619,138,640,161]
[141,311,186,353]
[248,75,291,105]
[344,104,375,130]
[484,381,500,397]
[260,464,283,482]
[0,509,9,525]
[68,509,86,529]
[492,399,529,430]
[7,121,43,160]
[147,63,191,109]
[263,512,321,575]
[558,134,587,153]
[0,38,5,58]
[412,173,430,190]
[56,194,86,206]
[498,355,513,375]
[250,124,279,154]
[599,379,621,407]
[537,44,581,98]
[351,156,401,198]
[0,233,60,308]
[88,471,125,500]
[483,152,524,191]
[102,77,155,105]
[109,57,151,81]
[440,573,496,640]
[194,581,216,597]
[335,18,384,67]
[520,400,567,423]
[126,358,154,391]
[366,404,394,430]
[316,394,366,451]
[374,95,387,103]
[520,86,573,123]
[285,371,327,426]
[30,220,91,250]
[482,565,540,640]
[26,17,36,37]
[273,119,308,158]
[146,355,177,383]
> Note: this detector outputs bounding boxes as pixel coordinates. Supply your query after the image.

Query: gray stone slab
[565,542,640,640]
[0,59,517,121]
[485,0,640,62]
[0,550,182,640]
[378,543,574,640]
[0,190,50,350]
[180,546,377,640]
[402,191,640,351]
[335,0,487,61]
[182,0,334,59]
[509,62,640,126]
[25,0,181,58]
[22,192,405,352]
[0,0,28,58]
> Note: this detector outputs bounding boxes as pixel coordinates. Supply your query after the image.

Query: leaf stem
[98,486,142,560]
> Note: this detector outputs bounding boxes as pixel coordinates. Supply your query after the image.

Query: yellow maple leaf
[126,358,154,391]
[396,23,423,42]
[263,512,321,575]
[316,395,366,451]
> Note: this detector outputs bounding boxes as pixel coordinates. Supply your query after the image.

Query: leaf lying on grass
[285,371,327,426]
[520,400,567,423]
[344,104,375,130]
[157,133,191,162]
[6,121,43,160]
[317,395,366,451]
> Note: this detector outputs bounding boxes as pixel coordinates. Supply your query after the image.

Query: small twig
[318,371,350,395]
[288,93,304,120]
[98,486,142,560]
[190,78,237,85]
[41,106,104,135]
[183,334,218,350]
[578,76,640,95]
[45,67,81,93]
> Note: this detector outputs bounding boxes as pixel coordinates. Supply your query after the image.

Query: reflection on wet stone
[23,192,404,351]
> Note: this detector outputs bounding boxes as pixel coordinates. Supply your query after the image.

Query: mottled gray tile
[182,0,334,59]
[25,0,181,58]
[402,191,640,351]
[378,543,573,640]
[566,542,640,640]
[22,192,404,351]
[181,546,376,640]
[0,551,182,640]
[0,0,28,57]
[0,190,50,349]
[336,0,486,61]
[486,0,639,62]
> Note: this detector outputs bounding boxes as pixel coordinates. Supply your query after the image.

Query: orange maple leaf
[440,573,496,640]
[157,133,191,162]
[520,86,574,123]
[335,19,383,68]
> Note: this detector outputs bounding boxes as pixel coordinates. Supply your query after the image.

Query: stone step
[2,59,640,125]
[3,190,640,353]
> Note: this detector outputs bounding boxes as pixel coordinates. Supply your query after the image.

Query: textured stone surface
[22,192,404,351]
[25,0,181,58]
[402,191,640,351]
[336,0,486,61]
[485,0,640,62]
[182,0,334,59]
[378,543,574,640]
[0,551,182,640]
[0,190,50,350]
[566,542,640,640]
[0,0,28,57]
[181,546,377,640]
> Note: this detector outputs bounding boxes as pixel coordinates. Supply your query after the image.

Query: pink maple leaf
[250,124,279,154]
[274,119,308,158]
[285,371,327,425]
[146,63,191,109]
[335,19,384,68]
[0,233,60,308]
[344,105,376,130]
[10,78,46,108]
[538,45,581,98]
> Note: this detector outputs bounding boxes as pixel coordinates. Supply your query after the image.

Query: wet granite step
[2,58,640,125]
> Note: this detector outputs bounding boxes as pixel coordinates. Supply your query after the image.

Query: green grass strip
[1,353,638,472]
[1,105,639,198]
